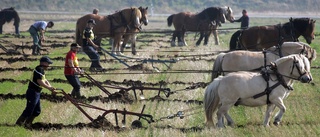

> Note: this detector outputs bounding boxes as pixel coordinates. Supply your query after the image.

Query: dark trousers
[28,26,41,54]
[65,74,81,98]
[21,88,41,117]
[83,46,102,68]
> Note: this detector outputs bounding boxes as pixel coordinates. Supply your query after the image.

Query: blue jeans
[65,75,81,98]
[83,46,102,68]
[21,88,41,117]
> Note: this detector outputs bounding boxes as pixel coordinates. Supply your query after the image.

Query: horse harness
[252,56,307,104]
[107,8,138,36]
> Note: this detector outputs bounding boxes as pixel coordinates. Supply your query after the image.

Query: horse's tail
[75,20,82,46]
[204,79,221,127]
[211,53,225,81]
[167,14,174,27]
[229,30,242,50]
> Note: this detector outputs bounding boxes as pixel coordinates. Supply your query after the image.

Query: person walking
[15,56,56,127]
[64,43,83,98]
[28,21,54,55]
[233,9,249,29]
[82,19,104,72]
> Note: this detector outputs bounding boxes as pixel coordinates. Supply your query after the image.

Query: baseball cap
[40,56,53,64]
[70,43,81,48]
[87,19,96,25]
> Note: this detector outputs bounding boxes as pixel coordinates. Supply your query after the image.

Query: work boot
[15,115,27,126]
[31,45,37,55]
[24,116,36,128]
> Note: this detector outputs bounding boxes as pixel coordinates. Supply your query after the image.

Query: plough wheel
[131,120,142,128]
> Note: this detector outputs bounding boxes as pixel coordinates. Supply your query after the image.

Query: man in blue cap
[16,56,56,127]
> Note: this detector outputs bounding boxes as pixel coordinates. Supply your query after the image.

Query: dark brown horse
[195,6,234,46]
[229,18,316,51]
[0,7,20,35]
[167,7,227,46]
[76,7,147,55]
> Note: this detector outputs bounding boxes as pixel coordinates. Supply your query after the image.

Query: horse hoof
[273,121,280,126]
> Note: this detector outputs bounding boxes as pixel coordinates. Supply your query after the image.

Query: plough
[81,72,171,99]
[99,47,177,71]
[54,88,154,128]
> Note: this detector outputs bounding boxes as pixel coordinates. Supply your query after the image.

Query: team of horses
[76,6,148,55]
[167,6,234,47]
[202,14,316,128]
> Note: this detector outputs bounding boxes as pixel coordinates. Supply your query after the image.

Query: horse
[75,7,148,55]
[211,42,316,80]
[229,18,316,50]
[205,54,312,128]
[0,7,20,35]
[167,7,227,47]
[120,7,148,55]
[195,6,234,46]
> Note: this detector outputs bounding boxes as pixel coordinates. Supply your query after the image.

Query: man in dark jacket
[233,9,249,29]
[15,56,56,127]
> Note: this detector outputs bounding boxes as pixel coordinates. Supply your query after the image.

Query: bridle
[274,56,309,81]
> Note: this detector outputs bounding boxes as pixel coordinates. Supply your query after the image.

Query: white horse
[204,54,312,128]
[211,42,316,80]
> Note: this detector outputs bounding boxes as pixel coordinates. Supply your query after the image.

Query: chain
[153,105,203,122]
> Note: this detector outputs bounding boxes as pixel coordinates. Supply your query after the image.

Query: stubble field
[0,12,320,137]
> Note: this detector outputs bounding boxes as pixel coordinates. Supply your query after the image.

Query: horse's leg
[121,34,130,54]
[224,113,235,127]
[170,31,177,47]
[0,23,3,34]
[204,31,211,46]
[177,31,184,46]
[112,35,121,55]
[273,100,286,126]
[182,30,188,46]
[131,34,137,55]
[264,104,276,127]
[196,32,204,46]
[213,29,219,45]
[216,104,232,128]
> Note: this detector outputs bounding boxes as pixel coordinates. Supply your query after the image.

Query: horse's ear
[139,6,142,9]
[146,7,148,10]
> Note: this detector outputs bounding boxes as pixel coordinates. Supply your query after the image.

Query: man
[233,9,249,29]
[29,21,54,55]
[16,56,56,127]
[82,19,104,72]
[64,43,82,98]
[93,8,99,15]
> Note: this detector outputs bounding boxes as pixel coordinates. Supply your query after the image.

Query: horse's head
[222,6,234,22]
[298,42,317,62]
[292,18,316,44]
[274,54,312,83]
[218,8,226,24]
[138,6,148,26]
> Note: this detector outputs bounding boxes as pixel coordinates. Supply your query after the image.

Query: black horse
[0,7,20,35]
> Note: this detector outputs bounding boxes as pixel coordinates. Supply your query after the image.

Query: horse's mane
[197,7,220,21]
[282,18,313,34]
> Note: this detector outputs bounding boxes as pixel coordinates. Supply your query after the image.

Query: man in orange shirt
[64,43,82,98]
